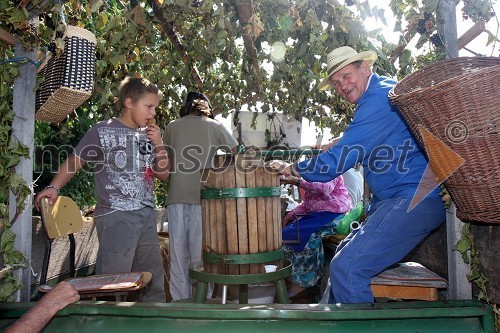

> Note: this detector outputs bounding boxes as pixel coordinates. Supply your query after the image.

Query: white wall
[216,111,332,148]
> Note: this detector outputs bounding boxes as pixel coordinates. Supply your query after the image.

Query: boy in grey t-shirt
[35,77,169,302]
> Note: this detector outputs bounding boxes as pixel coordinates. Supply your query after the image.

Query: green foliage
[0,58,29,301]
[461,0,495,22]
[0,271,24,302]
[453,222,490,302]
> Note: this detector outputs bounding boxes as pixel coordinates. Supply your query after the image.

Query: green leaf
[111,31,123,45]
[7,7,28,24]
[1,228,16,250]
[367,28,382,38]
[278,15,294,32]
[9,140,29,157]
[399,49,412,69]
[9,173,25,192]
[422,0,439,13]
[453,238,471,254]
[486,31,498,46]
[109,54,121,67]
[96,13,108,30]
[4,153,20,169]
[377,8,387,26]
[415,32,430,49]
[0,204,8,218]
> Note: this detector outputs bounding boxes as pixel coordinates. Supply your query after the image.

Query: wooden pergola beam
[457,21,486,50]
[389,18,486,63]
[0,28,17,46]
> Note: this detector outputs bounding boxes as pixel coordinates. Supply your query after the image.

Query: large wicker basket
[35,26,96,123]
[389,57,500,224]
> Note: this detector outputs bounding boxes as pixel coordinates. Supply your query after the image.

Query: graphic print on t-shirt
[97,126,154,211]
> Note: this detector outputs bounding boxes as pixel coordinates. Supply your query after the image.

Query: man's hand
[269,160,292,176]
[40,281,80,312]
[4,281,79,333]
[280,175,300,186]
[320,136,341,152]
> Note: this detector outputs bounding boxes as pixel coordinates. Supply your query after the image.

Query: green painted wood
[0,301,494,333]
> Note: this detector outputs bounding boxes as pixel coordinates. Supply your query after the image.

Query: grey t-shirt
[164,115,238,205]
[74,118,155,216]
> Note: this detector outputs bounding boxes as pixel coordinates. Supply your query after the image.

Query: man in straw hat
[270,46,445,304]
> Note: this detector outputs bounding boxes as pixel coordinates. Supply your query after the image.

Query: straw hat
[317,46,377,91]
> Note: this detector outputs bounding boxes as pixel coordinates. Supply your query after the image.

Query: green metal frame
[190,250,291,304]
[203,249,283,264]
[200,187,280,199]
[251,149,322,158]
[190,260,292,285]
[0,300,494,333]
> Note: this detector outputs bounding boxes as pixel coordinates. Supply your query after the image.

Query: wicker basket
[35,26,96,123]
[389,57,500,224]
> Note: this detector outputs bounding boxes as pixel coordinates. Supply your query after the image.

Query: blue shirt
[297,73,440,203]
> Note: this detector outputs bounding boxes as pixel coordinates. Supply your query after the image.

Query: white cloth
[341,168,364,206]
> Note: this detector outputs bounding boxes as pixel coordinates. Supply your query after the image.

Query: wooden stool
[370,262,448,301]
[39,272,152,301]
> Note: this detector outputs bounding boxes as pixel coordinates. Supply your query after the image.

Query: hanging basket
[35,26,96,123]
[389,57,500,224]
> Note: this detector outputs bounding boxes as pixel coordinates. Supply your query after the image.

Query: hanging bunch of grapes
[417,12,434,35]
[430,33,444,48]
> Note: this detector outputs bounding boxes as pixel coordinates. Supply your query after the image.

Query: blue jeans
[329,197,445,304]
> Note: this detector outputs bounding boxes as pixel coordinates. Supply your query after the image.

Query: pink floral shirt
[288,176,353,219]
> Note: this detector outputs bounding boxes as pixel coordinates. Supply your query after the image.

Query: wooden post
[437,0,472,300]
[437,0,459,59]
[8,15,38,302]
[446,203,472,300]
